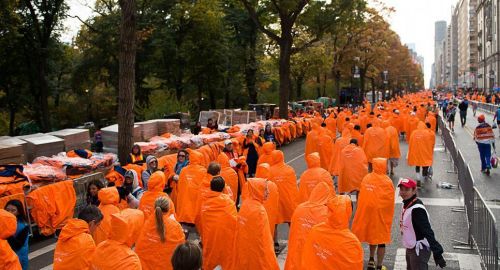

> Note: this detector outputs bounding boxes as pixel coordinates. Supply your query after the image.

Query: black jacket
[403,195,444,256]
[458,101,468,111]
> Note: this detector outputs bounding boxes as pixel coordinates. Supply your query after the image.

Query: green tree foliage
[0,0,424,136]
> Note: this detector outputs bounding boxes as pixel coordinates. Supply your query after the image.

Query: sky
[63,0,458,88]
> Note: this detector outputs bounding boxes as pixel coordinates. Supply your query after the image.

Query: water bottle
[436,182,453,189]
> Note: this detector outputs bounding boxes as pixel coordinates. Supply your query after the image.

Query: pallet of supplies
[16,133,65,162]
[0,137,27,164]
[199,111,221,126]
[101,124,142,151]
[48,129,91,151]
[232,110,257,124]
[152,119,181,136]
[136,121,158,141]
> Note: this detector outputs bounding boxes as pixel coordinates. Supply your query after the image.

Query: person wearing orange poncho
[54,205,102,270]
[405,112,420,143]
[408,121,435,185]
[176,149,207,224]
[328,128,351,176]
[138,171,175,221]
[383,120,401,175]
[90,212,142,270]
[391,110,404,134]
[351,124,364,146]
[285,182,333,270]
[363,122,389,167]
[301,195,363,269]
[352,158,395,270]
[305,123,321,156]
[269,150,298,224]
[135,196,184,270]
[316,125,334,170]
[298,152,333,202]
[92,187,120,245]
[338,139,368,194]
[0,209,22,270]
[217,153,239,202]
[254,163,280,242]
[257,141,275,166]
[324,113,337,136]
[232,178,279,270]
[199,177,237,270]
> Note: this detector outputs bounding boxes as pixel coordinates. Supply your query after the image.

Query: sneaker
[367,260,376,270]
[486,169,490,176]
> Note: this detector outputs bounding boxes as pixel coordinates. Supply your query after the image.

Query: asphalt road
[27,135,482,270]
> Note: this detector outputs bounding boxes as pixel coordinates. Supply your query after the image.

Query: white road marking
[286,153,305,165]
[40,264,53,270]
[394,248,481,270]
[28,243,56,260]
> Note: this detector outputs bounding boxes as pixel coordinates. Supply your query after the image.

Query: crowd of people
[1,91,455,270]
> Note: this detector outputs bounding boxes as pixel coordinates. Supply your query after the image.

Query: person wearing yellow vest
[127,144,145,165]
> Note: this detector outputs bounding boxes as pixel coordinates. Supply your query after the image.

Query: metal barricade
[439,110,499,269]
[472,186,499,270]
[73,172,105,215]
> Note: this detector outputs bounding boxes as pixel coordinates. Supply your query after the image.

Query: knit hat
[478,114,485,123]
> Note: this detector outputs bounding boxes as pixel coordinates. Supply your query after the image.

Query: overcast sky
[63,0,458,88]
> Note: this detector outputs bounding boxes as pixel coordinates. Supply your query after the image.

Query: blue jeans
[477,142,492,170]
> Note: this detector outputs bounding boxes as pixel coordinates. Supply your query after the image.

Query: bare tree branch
[239,0,281,42]
[68,15,101,33]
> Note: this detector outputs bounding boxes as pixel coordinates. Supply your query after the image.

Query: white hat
[394,110,400,114]
[224,139,232,145]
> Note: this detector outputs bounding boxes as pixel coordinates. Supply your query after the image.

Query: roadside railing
[438,114,499,270]
[471,101,498,114]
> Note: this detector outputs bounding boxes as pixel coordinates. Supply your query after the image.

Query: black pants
[415,166,429,177]
[460,110,467,126]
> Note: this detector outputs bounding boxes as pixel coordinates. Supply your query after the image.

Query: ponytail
[154,196,170,243]
[155,206,165,242]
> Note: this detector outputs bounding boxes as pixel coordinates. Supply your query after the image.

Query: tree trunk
[296,74,304,99]
[322,72,327,97]
[208,82,216,109]
[38,54,51,132]
[245,37,258,104]
[8,102,16,136]
[316,73,321,98]
[278,37,292,119]
[333,69,341,103]
[117,0,137,165]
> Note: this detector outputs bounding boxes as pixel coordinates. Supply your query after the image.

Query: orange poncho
[93,187,120,245]
[138,171,175,221]
[200,191,237,270]
[0,209,21,270]
[217,153,239,201]
[54,219,96,270]
[255,163,279,236]
[338,144,368,193]
[405,114,420,143]
[257,142,276,167]
[233,179,279,270]
[91,212,142,270]
[301,195,363,270]
[176,150,207,223]
[298,153,334,203]
[305,123,321,156]
[324,114,337,136]
[351,158,395,244]
[120,209,145,248]
[135,211,185,270]
[328,129,351,176]
[363,125,389,163]
[269,150,298,223]
[383,121,401,159]
[285,182,333,270]
[316,128,334,170]
[407,121,435,167]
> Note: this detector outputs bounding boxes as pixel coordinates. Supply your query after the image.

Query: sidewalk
[448,108,500,222]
